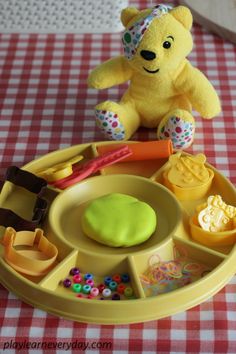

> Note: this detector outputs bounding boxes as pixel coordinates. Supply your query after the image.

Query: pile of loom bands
[140,246,211,297]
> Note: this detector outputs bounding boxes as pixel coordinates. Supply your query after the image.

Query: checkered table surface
[0,0,236,353]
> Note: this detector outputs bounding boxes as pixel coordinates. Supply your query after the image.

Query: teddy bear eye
[163,41,171,49]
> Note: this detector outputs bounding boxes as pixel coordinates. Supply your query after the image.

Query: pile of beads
[61,268,134,300]
[140,246,212,297]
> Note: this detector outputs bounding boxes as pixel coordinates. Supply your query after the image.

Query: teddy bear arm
[87,56,133,89]
[175,64,221,119]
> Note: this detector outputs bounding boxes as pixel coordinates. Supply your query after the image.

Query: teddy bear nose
[140,50,156,61]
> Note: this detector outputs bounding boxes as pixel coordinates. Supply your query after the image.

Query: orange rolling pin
[97,140,173,162]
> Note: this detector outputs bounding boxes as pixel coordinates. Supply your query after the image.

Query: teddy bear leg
[157,109,195,149]
[95,101,140,140]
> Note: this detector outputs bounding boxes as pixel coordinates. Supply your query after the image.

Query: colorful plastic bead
[90,287,99,297]
[86,279,94,287]
[87,295,93,299]
[63,278,72,288]
[124,286,133,298]
[104,276,112,286]
[73,274,82,283]
[112,274,121,283]
[109,281,117,291]
[76,294,83,298]
[70,267,80,276]
[98,284,106,293]
[82,284,91,294]
[102,288,112,297]
[112,293,120,300]
[117,284,126,294]
[84,273,93,281]
[72,283,82,293]
[121,273,130,283]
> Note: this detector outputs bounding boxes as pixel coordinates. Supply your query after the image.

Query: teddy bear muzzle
[140,50,156,61]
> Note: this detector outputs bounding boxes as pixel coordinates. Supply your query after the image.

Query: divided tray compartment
[0,142,236,324]
[151,156,236,255]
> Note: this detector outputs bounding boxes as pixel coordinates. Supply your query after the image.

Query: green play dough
[81,193,157,247]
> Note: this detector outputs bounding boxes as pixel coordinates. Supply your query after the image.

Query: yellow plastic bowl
[163,168,214,201]
[190,215,236,247]
[49,174,182,254]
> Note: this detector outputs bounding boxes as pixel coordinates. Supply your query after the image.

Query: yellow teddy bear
[88,4,221,149]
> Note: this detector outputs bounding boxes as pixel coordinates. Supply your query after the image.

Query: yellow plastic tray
[0,141,236,324]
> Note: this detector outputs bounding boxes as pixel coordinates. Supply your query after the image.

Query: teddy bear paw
[95,109,126,140]
[158,116,195,149]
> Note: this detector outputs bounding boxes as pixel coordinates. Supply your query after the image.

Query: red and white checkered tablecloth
[0,0,236,352]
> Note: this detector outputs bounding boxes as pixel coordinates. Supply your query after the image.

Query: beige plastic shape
[1,227,58,276]
[37,155,83,183]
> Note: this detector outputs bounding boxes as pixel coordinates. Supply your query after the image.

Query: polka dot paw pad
[95,109,125,141]
[159,116,195,149]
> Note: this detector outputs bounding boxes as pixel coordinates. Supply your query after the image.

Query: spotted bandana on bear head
[122,4,172,60]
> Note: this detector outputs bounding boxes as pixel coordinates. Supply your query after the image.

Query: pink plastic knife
[51,145,132,189]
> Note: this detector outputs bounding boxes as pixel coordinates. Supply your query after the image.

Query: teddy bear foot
[157,112,195,149]
[95,109,126,140]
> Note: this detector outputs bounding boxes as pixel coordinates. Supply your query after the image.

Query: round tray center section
[49,174,181,255]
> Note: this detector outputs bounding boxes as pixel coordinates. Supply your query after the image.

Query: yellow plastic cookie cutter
[37,155,84,182]
[1,227,58,276]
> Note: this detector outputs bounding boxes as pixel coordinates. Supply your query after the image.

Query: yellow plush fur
[88,5,221,149]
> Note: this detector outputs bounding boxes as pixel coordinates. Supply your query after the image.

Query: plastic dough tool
[1,227,58,276]
[37,155,84,182]
[167,153,209,188]
[51,145,132,189]
[96,140,173,162]
[0,166,48,231]
[197,195,236,232]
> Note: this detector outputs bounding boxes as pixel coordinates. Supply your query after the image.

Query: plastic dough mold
[1,227,58,276]
[163,152,214,200]
[0,142,236,324]
[189,195,236,247]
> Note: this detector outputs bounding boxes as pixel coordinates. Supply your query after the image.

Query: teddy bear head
[121,4,193,76]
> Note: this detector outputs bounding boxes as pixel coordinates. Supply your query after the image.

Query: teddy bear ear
[170,6,193,30]
[121,7,140,27]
